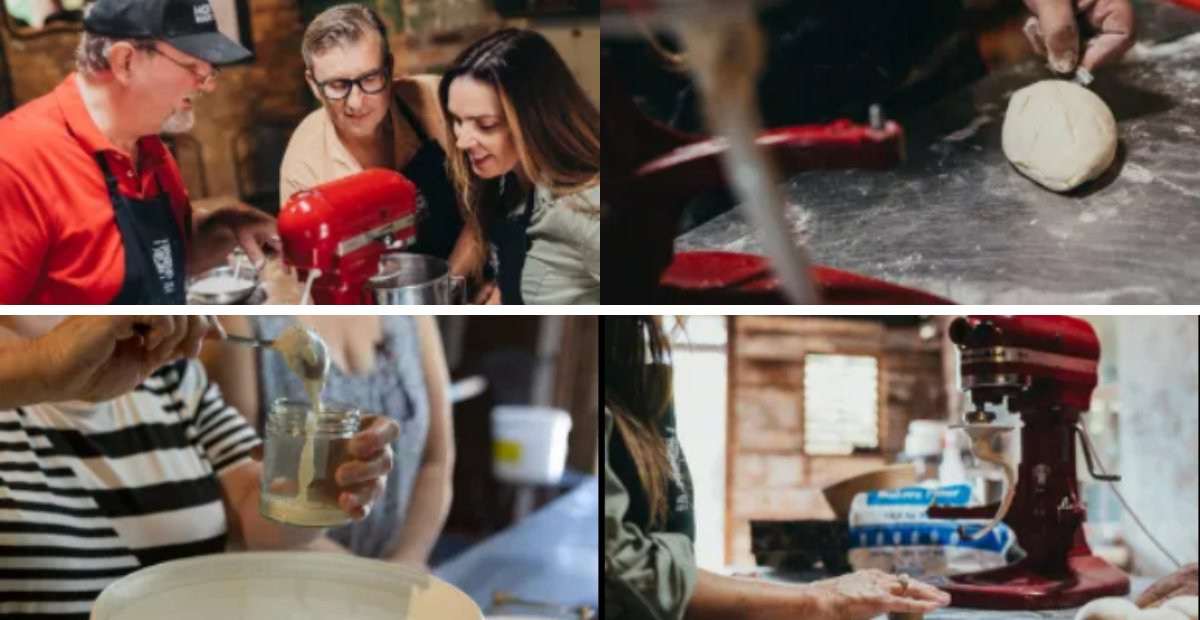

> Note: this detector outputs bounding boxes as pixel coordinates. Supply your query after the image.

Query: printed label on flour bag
[846,484,1016,578]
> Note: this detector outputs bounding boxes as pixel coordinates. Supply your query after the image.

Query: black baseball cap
[84,0,253,67]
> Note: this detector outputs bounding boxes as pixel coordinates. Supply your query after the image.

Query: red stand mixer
[602,0,954,304]
[927,315,1130,610]
[278,169,418,305]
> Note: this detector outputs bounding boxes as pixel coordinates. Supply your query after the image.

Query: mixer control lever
[1075,425,1121,483]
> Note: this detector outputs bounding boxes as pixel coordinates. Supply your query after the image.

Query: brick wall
[1,23,81,106]
[725,316,951,566]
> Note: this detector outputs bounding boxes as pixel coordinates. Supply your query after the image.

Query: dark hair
[605,316,673,528]
[439,29,600,277]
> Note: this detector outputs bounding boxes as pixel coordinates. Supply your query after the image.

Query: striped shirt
[0,359,261,619]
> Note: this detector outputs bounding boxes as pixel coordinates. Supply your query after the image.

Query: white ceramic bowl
[91,552,481,620]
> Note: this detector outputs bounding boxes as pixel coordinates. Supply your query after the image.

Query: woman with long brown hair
[605,316,951,620]
[440,29,599,305]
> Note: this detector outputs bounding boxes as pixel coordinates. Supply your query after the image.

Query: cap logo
[194,4,215,25]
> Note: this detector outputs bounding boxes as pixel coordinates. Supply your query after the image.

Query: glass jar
[259,399,360,527]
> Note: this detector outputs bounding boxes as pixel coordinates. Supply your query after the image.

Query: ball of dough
[1162,596,1200,620]
[1129,609,1190,620]
[1077,598,1141,620]
[1002,80,1118,192]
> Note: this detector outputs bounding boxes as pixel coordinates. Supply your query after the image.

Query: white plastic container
[491,406,573,485]
[91,552,481,620]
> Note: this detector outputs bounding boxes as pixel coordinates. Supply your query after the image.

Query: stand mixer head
[927,316,1128,610]
[949,315,1103,419]
[278,170,419,305]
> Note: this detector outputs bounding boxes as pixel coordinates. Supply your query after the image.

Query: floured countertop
[876,577,1153,620]
[874,576,1154,620]
[750,569,1155,620]
[677,1,1200,304]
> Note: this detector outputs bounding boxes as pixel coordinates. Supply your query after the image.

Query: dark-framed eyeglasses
[314,68,390,101]
[149,45,220,87]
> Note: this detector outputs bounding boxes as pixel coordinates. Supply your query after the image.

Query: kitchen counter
[887,577,1154,620]
[676,2,1200,304]
[434,476,599,615]
[747,569,1156,620]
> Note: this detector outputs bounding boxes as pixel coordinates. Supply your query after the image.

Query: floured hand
[1023,0,1136,74]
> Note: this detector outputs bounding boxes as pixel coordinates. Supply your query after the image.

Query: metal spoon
[223,331,330,382]
[222,334,275,349]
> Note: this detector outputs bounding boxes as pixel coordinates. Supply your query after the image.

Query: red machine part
[278,169,418,305]
[636,120,905,200]
[659,251,954,304]
[604,0,1199,303]
[603,45,948,304]
[949,315,1100,410]
[949,316,1101,359]
[927,315,1127,610]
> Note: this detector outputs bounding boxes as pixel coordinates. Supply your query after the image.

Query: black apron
[492,187,537,305]
[393,95,464,262]
[94,153,188,305]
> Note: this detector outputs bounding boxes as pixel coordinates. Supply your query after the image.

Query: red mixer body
[926,315,1128,610]
[278,170,419,305]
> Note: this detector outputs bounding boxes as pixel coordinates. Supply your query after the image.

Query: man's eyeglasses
[314,68,390,101]
[149,46,220,87]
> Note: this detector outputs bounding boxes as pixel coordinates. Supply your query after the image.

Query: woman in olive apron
[604,316,952,620]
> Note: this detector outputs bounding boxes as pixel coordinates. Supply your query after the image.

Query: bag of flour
[846,485,1016,578]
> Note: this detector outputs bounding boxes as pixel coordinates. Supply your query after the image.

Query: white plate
[92,552,481,620]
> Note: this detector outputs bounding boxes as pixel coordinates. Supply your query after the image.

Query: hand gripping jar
[259,399,360,527]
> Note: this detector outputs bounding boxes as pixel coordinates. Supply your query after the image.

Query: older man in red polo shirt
[0,0,279,305]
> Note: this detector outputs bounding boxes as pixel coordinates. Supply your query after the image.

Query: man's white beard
[160,107,195,135]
